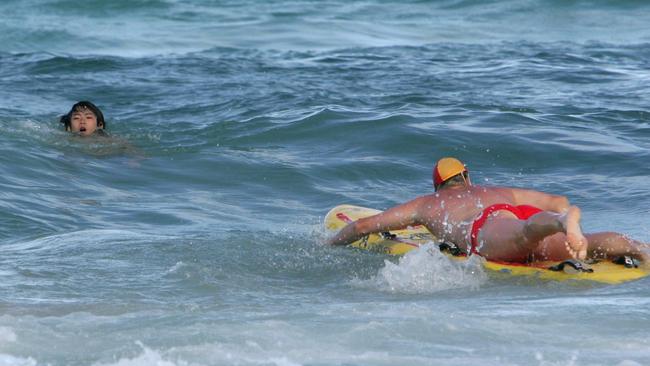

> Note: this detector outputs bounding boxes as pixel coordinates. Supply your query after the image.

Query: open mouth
[80,127,87,132]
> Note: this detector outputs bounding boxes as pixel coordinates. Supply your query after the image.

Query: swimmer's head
[60,101,105,136]
[433,157,469,191]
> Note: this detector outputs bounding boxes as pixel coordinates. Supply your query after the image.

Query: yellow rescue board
[325,204,649,285]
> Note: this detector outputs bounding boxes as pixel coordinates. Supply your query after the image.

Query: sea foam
[352,243,487,293]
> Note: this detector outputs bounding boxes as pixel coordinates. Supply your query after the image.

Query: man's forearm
[327,222,365,246]
[547,195,570,213]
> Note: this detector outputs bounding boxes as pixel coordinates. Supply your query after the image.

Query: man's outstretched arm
[327,197,425,246]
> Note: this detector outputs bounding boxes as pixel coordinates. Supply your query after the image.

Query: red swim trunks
[469,204,543,256]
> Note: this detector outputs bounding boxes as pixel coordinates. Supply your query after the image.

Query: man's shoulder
[475,185,522,194]
[405,194,442,208]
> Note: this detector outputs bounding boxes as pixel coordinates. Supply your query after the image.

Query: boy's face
[69,108,99,136]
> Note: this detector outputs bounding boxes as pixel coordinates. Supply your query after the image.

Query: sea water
[1,0,650,365]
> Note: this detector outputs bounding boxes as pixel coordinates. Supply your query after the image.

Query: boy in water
[329,157,648,264]
[60,101,107,136]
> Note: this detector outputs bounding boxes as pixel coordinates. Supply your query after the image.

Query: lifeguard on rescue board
[327,157,648,264]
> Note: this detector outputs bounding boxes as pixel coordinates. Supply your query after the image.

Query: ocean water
[2,0,650,365]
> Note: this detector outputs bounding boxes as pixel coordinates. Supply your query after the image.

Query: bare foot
[562,206,588,260]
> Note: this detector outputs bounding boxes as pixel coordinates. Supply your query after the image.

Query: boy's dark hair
[60,101,106,131]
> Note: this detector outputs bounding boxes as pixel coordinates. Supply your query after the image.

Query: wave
[350,243,487,293]
[2,1,650,56]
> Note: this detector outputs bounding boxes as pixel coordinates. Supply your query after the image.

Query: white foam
[352,243,487,293]
[0,326,17,343]
[3,229,174,253]
[0,119,57,143]
[267,357,302,366]
[533,351,579,366]
[616,362,644,366]
[93,343,187,366]
[92,341,309,366]
[0,354,36,366]
[166,261,188,274]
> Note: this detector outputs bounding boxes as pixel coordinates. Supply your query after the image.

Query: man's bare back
[397,185,570,245]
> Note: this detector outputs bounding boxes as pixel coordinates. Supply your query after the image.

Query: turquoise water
[1,1,650,365]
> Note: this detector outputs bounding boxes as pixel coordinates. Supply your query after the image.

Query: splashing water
[352,243,487,294]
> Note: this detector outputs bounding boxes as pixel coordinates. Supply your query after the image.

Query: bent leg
[586,232,649,261]
[534,232,649,262]
[477,211,568,262]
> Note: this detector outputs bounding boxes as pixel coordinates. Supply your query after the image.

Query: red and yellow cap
[433,157,467,187]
